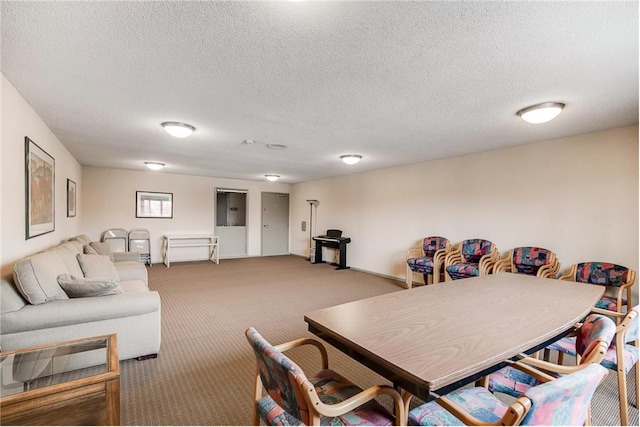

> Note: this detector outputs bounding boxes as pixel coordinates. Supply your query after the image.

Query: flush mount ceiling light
[340,154,362,165]
[161,121,196,138]
[266,143,288,150]
[144,162,165,171]
[265,175,280,182]
[516,102,565,124]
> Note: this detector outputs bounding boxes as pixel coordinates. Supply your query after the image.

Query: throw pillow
[89,241,115,262]
[57,274,123,298]
[76,254,120,282]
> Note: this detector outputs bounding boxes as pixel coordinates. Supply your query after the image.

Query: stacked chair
[494,246,560,278]
[444,238,499,281]
[547,306,639,425]
[102,228,129,252]
[245,327,404,426]
[405,236,451,289]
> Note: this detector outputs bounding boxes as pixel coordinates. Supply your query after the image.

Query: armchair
[245,327,404,426]
[547,306,639,426]
[494,246,560,278]
[444,239,499,281]
[405,236,451,289]
[560,262,635,318]
[407,363,608,426]
[484,313,615,398]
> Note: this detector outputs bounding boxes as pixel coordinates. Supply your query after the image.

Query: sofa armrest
[113,251,141,263]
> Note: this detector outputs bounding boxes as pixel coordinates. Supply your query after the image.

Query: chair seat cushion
[600,343,639,373]
[595,295,626,312]
[257,369,395,426]
[487,365,540,398]
[408,387,508,426]
[446,263,479,280]
[408,257,434,274]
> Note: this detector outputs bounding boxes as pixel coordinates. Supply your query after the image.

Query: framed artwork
[25,137,55,239]
[67,179,77,217]
[136,191,173,218]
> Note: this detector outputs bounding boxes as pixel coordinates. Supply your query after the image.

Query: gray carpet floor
[119,256,638,425]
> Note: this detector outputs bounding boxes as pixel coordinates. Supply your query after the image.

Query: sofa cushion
[115,261,148,285]
[77,254,120,282]
[13,252,70,305]
[49,242,84,277]
[83,244,98,255]
[57,274,123,298]
[0,290,161,334]
[68,234,92,246]
[88,242,115,262]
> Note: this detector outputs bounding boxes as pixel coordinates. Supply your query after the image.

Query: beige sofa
[0,236,161,365]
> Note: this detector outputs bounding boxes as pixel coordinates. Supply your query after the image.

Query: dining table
[304,272,604,402]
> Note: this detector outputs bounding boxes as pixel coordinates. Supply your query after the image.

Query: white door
[261,192,289,256]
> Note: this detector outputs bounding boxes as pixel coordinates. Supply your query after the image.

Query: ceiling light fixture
[161,121,196,138]
[144,162,165,171]
[340,154,362,165]
[265,175,280,182]
[266,143,288,150]
[516,102,565,124]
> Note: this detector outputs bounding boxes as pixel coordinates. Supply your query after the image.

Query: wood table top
[304,273,604,398]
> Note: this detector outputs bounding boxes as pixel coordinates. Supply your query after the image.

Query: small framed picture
[25,137,55,239]
[136,191,173,218]
[67,179,77,217]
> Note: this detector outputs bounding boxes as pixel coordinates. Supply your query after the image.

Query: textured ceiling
[2,1,638,184]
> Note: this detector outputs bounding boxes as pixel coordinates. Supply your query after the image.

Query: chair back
[461,239,493,263]
[574,262,633,287]
[511,247,555,276]
[520,364,607,426]
[422,236,449,257]
[576,314,616,361]
[245,328,310,423]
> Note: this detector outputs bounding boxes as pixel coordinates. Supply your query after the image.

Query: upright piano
[312,229,351,270]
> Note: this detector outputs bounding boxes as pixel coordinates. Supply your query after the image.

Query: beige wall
[1,75,83,277]
[2,71,638,304]
[81,168,290,263]
[291,125,639,303]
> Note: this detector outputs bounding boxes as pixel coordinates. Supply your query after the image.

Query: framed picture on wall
[136,191,173,218]
[67,179,77,217]
[25,136,55,239]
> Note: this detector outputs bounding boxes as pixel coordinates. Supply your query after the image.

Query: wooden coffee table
[0,334,120,425]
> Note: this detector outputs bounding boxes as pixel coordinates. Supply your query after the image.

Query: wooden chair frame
[591,307,639,426]
[405,239,451,289]
[443,241,499,281]
[251,336,406,426]
[560,263,636,322]
[493,248,560,279]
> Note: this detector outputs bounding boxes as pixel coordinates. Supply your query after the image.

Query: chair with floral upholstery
[483,313,615,398]
[444,238,499,281]
[560,262,635,320]
[405,236,451,289]
[407,363,608,426]
[546,306,639,426]
[493,246,560,278]
[245,327,404,426]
